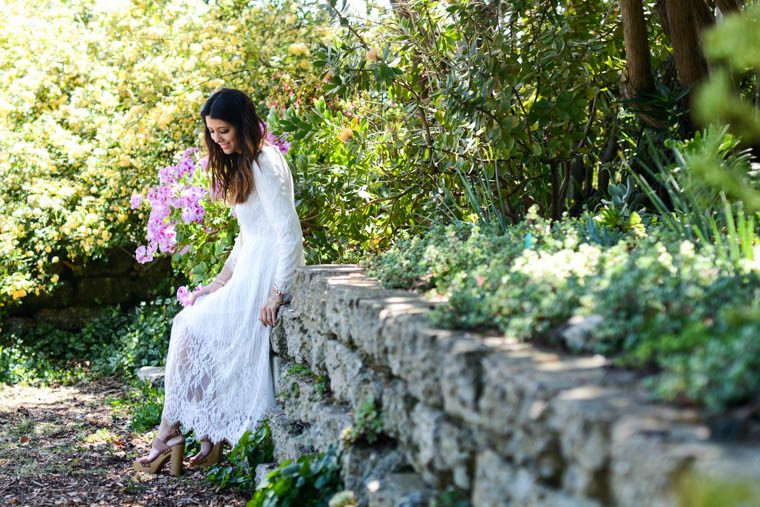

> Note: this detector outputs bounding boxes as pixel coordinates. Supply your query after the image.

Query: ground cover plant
[365,208,760,412]
[0,293,180,384]
[205,422,275,493]
[248,444,343,507]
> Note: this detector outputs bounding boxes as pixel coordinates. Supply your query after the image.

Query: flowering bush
[132,127,291,305]
[0,0,328,313]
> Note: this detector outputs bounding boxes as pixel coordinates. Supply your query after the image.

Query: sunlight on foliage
[0,0,327,311]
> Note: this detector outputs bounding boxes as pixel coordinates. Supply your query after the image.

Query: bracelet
[212,277,226,287]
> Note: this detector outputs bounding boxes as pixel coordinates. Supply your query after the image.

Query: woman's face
[205,116,239,154]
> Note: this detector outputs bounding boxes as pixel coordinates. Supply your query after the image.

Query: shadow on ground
[0,378,248,506]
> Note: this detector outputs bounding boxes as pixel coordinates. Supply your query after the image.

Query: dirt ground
[0,378,250,506]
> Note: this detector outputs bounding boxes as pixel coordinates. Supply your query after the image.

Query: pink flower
[177,286,191,306]
[181,204,205,224]
[155,222,177,252]
[135,244,156,263]
[158,165,178,184]
[130,194,143,209]
[476,276,484,287]
[177,285,202,306]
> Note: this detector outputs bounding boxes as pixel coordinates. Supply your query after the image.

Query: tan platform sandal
[189,438,224,468]
[133,429,185,477]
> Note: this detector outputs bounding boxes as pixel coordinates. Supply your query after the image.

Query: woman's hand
[259,295,283,327]
[188,281,222,306]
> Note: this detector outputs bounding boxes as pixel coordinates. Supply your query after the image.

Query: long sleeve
[253,147,305,299]
[223,232,243,271]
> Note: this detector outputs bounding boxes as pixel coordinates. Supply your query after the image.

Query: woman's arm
[254,148,304,325]
[253,148,305,303]
[222,232,242,275]
[187,233,240,305]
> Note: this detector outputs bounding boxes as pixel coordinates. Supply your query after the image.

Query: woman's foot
[134,428,185,476]
[189,437,224,468]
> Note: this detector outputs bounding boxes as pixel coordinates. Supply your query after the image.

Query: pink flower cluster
[130,129,289,302]
[263,123,291,154]
[177,285,202,306]
[133,148,207,263]
[269,132,290,154]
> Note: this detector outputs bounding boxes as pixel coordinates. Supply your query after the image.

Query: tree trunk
[665,0,708,90]
[620,0,654,98]
[716,0,742,14]
[655,0,671,41]
[691,0,715,32]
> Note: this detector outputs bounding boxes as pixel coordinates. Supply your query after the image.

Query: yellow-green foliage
[0,0,327,308]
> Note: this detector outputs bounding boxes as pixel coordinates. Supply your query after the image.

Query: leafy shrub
[633,126,759,266]
[108,379,165,432]
[0,292,180,383]
[248,444,342,507]
[366,214,760,411]
[206,421,274,492]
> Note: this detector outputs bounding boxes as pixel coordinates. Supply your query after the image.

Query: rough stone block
[610,409,714,507]
[472,450,600,507]
[292,265,362,327]
[477,347,610,436]
[381,379,415,445]
[409,404,445,486]
[384,324,457,408]
[136,366,165,386]
[324,340,365,405]
[441,337,494,424]
[270,311,290,356]
[308,404,353,452]
[254,463,278,490]
[440,418,475,490]
[324,283,387,347]
[266,407,312,464]
[341,444,408,506]
[367,473,435,507]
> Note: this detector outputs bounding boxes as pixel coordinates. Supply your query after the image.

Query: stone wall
[267,265,760,506]
[7,248,171,331]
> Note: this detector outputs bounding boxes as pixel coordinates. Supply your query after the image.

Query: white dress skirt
[161,144,305,445]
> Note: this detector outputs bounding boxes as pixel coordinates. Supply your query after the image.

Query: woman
[134,88,305,476]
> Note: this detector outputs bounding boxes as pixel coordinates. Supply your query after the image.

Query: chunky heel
[170,441,185,477]
[134,430,185,476]
[189,440,224,468]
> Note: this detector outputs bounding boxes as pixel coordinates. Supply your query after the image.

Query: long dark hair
[200,88,267,204]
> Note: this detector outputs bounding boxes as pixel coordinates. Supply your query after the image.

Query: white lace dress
[161,144,305,445]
